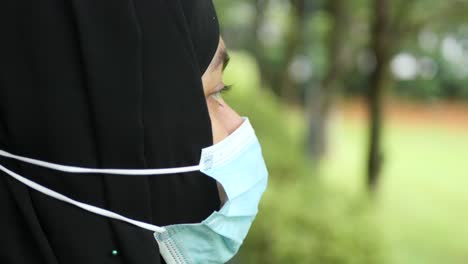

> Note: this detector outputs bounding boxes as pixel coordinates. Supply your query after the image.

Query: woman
[0,0,267,263]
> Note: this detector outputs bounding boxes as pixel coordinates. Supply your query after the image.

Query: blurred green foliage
[216,0,468,102]
[223,51,384,264]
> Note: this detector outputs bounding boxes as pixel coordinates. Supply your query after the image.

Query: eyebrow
[214,47,230,72]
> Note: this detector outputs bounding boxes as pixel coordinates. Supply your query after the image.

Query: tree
[307,0,350,159]
[365,0,468,191]
[280,0,308,104]
[366,0,390,191]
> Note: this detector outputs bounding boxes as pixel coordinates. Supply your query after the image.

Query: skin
[201,37,242,205]
[202,37,243,144]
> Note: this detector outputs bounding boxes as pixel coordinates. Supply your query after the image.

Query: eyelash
[219,84,233,93]
[213,84,233,98]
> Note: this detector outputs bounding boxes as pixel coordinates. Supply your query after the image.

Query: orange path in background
[339,98,468,133]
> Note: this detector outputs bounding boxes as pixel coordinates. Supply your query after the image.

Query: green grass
[323,117,468,264]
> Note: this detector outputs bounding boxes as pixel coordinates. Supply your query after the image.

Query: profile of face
[201,37,243,204]
[201,37,243,145]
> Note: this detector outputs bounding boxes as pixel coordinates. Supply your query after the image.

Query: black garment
[0,0,220,263]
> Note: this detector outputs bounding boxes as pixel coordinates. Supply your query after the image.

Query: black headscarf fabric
[0,0,221,263]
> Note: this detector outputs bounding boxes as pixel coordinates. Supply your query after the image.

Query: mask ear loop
[0,148,206,233]
[0,164,167,233]
[0,149,200,175]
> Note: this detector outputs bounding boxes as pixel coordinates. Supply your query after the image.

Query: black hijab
[0,0,220,263]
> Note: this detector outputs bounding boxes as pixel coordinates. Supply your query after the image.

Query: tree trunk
[307,0,348,159]
[367,0,391,191]
[253,0,270,90]
[280,0,306,105]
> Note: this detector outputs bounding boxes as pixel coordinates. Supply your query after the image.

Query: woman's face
[202,37,243,144]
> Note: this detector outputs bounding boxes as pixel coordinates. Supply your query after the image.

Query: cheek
[201,69,223,97]
[206,97,243,144]
[206,97,228,144]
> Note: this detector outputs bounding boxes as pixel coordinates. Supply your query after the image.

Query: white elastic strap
[0,149,200,175]
[0,164,166,233]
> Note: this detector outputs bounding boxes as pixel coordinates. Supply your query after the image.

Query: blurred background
[213,0,468,263]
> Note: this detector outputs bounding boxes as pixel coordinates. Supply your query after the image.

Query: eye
[212,84,233,100]
[220,84,233,93]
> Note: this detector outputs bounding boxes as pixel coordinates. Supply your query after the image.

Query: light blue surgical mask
[0,117,269,264]
[155,117,268,263]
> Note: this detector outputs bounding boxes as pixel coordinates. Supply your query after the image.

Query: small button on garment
[111,250,118,256]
